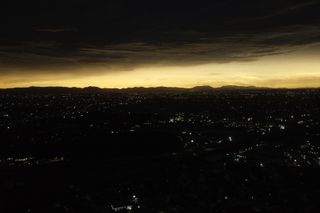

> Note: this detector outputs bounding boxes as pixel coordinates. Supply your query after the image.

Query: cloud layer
[0,0,320,76]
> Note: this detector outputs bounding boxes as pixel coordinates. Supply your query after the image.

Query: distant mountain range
[190,85,270,91]
[0,85,317,94]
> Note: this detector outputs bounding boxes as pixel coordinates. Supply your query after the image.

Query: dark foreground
[1,88,320,212]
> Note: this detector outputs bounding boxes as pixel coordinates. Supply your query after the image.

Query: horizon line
[1,85,320,90]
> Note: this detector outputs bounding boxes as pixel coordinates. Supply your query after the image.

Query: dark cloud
[1,0,320,74]
[34,28,78,33]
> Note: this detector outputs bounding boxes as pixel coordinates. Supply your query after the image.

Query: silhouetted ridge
[190,85,214,92]
[219,85,269,90]
[1,85,318,94]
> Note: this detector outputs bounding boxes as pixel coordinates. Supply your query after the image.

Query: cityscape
[1,87,320,212]
[2,0,320,212]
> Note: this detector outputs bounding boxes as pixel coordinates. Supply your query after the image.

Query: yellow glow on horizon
[1,48,320,88]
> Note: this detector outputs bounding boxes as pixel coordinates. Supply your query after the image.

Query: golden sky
[1,44,320,89]
[2,1,320,89]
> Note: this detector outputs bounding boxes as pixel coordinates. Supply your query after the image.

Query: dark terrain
[1,87,320,212]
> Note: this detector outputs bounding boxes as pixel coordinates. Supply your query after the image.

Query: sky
[1,0,320,88]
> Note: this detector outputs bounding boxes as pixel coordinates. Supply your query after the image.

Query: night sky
[1,0,320,88]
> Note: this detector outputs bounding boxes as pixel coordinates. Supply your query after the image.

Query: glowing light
[1,46,320,88]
